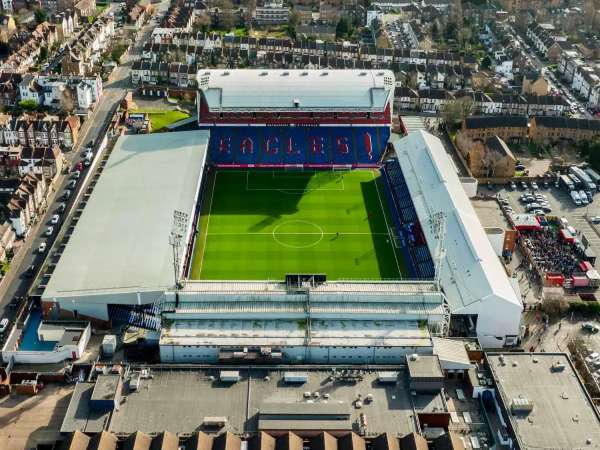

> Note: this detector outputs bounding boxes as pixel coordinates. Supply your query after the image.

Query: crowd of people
[520,228,581,277]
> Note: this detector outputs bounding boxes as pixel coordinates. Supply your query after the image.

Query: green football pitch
[189,169,407,280]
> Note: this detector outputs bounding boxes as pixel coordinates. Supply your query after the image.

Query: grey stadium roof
[197,69,395,111]
[43,130,209,301]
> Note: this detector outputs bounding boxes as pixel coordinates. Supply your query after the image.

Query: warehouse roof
[391,131,522,347]
[43,131,208,301]
[198,69,394,111]
[488,352,600,450]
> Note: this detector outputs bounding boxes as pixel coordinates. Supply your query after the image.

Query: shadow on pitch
[209,170,315,223]
[360,177,404,280]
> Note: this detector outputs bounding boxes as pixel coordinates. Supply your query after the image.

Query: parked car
[531,181,539,190]
[510,181,517,190]
[23,264,36,278]
[57,203,66,213]
[520,181,528,189]
[72,170,81,179]
[516,164,526,171]
[50,214,59,224]
[0,318,8,333]
[592,216,600,224]
[67,180,77,189]
[38,242,47,253]
[46,226,54,236]
[62,189,72,201]
[586,352,600,363]
[582,323,600,333]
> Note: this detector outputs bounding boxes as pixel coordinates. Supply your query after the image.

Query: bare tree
[60,87,75,113]
[440,98,473,128]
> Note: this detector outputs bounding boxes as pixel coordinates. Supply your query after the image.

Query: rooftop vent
[301,71,308,76]
[260,71,268,76]
[321,71,329,76]
[282,71,289,76]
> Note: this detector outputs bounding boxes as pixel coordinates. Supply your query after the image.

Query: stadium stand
[382,159,435,279]
[207,126,391,166]
[107,304,161,331]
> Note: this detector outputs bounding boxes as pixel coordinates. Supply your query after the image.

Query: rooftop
[198,69,394,111]
[43,131,209,302]
[107,368,420,436]
[488,352,600,450]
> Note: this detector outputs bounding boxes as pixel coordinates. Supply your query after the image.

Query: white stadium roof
[392,131,522,347]
[43,131,209,316]
[197,69,395,111]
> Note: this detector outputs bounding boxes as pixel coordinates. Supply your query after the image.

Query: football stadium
[40,70,523,364]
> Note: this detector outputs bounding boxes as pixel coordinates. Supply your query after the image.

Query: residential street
[0,2,168,322]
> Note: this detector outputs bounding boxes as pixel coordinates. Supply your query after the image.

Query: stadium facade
[40,70,523,364]
[197,69,394,166]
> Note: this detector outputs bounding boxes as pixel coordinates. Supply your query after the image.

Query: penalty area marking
[271,220,324,249]
[245,171,345,193]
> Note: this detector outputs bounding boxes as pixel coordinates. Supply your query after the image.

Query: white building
[390,131,523,347]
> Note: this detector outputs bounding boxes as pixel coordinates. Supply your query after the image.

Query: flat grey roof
[108,369,418,436]
[43,131,209,300]
[488,352,600,450]
[61,383,111,434]
[406,355,443,379]
[91,374,121,401]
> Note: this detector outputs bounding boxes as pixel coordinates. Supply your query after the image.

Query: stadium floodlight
[428,211,446,288]
[170,210,189,289]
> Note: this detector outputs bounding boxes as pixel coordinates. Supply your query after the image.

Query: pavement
[0,0,170,325]
[0,384,75,450]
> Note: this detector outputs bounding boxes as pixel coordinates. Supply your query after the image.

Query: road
[508,25,594,119]
[0,2,169,323]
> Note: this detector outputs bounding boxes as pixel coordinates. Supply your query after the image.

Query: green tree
[288,10,300,39]
[431,21,440,42]
[335,16,352,39]
[586,139,600,172]
[34,8,48,24]
[481,55,492,70]
[39,46,48,62]
[19,99,38,111]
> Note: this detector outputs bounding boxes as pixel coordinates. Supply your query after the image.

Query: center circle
[272,220,324,249]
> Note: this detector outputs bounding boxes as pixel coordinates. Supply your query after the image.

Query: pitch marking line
[207,232,391,235]
[197,170,218,277]
[272,220,324,249]
[245,171,345,192]
[371,170,402,277]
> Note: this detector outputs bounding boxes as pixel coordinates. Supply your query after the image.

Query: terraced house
[0,114,80,149]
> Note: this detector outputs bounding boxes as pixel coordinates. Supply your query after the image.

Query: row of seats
[206,126,390,165]
[382,161,435,279]
[107,304,161,331]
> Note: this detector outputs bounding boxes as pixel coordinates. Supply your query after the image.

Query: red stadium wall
[198,96,392,126]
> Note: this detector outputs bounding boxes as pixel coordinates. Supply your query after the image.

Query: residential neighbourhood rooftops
[464,115,529,129]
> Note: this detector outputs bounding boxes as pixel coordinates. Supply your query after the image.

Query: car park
[38,242,47,253]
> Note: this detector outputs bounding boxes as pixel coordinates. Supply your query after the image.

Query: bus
[559,174,575,191]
